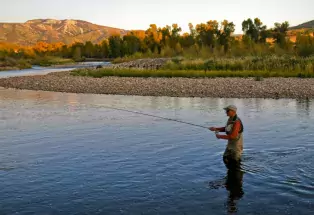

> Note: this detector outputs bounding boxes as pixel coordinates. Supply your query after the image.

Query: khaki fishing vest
[224,115,244,160]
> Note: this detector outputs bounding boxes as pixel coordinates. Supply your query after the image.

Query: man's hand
[209,127,216,131]
[216,134,221,139]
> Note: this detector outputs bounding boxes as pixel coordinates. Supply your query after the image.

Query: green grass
[31,56,74,66]
[0,57,32,71]
[162,56,314,73]
[70,68,314,78]
[111,55,314,76]
[111,52,158,64]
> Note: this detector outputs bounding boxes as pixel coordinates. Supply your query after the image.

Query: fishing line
[102,106,209,129]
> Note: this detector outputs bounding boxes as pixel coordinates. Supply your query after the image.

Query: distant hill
[289,20,314,30]
[1,19,313,46]
[0,19,128,46]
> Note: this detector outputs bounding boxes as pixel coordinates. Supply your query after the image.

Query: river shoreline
[1,58,314,99]
[0,70,314,99]
[0,66,30,71]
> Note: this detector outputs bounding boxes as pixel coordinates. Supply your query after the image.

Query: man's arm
[217,121,240,140]
[209,126,225,132]
[216,127,226,132]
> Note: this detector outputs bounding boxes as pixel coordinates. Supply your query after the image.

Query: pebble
[0,71,314,99]
[109,58,170,70]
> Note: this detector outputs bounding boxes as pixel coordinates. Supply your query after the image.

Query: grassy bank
[0,57,32,71]
[31,56,74,67]
[0,56,75,71]
[71,56,314,78]
[70,68,314,78]
[163,56,314,73]
[112,52,156,64]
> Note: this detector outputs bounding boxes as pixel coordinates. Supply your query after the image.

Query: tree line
[1,18,314,62]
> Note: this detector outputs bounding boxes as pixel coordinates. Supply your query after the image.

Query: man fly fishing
[209,105,244,169]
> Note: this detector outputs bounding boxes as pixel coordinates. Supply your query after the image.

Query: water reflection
[225,168,244,214]
[208,164,244,214]
[296,98,311,117]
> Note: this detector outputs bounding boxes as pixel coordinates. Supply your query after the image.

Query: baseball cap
[223,105,237,112]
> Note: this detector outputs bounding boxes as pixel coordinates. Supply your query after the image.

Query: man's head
[223,105,237,117]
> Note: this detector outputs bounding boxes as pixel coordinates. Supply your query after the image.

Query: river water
[0,86,313,215]
[0,61,110,78]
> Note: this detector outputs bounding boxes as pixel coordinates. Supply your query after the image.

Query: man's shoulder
[235,115,243,122]
[233,119,242,127]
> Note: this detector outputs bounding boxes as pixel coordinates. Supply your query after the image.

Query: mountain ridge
[289,20,314,30]
[0,19,128,46]
[0,19,313,46]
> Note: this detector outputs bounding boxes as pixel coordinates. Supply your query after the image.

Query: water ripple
[0,89,314,214]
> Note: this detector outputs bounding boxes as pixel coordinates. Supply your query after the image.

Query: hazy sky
[1,0,313,33]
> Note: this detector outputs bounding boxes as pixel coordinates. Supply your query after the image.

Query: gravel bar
[0,71,314,99]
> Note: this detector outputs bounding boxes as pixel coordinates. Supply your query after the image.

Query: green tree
[242,18,268,43]
[179,33,195,48]
[100,40,110,58]
[295,32,314,57]
[195,20,219,51]
[93,44,104,58]
[169,24,182,49]
[179,23,196,48]
[188,23,197,39]
[144,24,162,53]
[159,25,171,47]
[108,35,123,58]
[218,20,235,53]
[84,41,95,58]
[73,47,82,62]
[122,34,141,55]
[271,21,290,47]
[60,45,70,58]
[70,42,84,60]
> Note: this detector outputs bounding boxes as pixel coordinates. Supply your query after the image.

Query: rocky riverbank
[0,70,314,99]
[109,58,170,70]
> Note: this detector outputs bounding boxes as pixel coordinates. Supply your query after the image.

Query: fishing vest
[225,115,244,140]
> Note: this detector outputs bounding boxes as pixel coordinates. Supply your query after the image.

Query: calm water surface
[0,88,313,215]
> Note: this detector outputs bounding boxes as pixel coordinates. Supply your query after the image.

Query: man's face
[226,109,235,117]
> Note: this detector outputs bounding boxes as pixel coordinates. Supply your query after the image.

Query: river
[0,86,313,214]
[0,61,110,78]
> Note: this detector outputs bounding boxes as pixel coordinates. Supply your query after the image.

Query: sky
[0,0,313,34]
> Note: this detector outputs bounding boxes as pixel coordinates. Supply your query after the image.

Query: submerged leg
[223,148,242,170]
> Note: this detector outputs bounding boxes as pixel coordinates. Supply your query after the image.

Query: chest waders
[223,115,244,168]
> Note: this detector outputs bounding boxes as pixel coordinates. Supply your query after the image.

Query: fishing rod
[102,106,209,129]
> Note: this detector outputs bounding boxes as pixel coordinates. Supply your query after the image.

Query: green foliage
[84,41,94,58]
[70,67,314,78]
[271,21,290,47]
[1,17,314,68]
[31,56,74,66]
[112,52,145,64]
[242,18,268,43]
[101,40,110,58]
[295,33,314,57]
[162,56,314,73]
[0,56,32,70]
[122,35,141,55]
[73,47,83,62]
[109,35,123,58]
[16,59,32,69]
[218,20,235,53]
